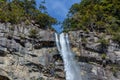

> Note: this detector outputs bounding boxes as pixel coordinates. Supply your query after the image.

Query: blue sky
[36,0,80,32]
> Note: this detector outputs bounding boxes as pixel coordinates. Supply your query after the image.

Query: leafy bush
[101,53,106,59]
[98,37,109,53]
[99,38,109,47]
[29,28,39,38]
[112,33,120,44]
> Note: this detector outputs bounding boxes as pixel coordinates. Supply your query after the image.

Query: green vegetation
[98,37,109,46]
[63,0,120,43]
[110,65,120,77]
[0,0,57,29]
[81,37,87,43]
[29,28,39,38]
[112,32,120,44]
[101,53,107,59]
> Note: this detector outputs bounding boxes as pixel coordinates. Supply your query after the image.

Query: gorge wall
[0,23,120,80]
[0,23,62,80]
[69,30,120,80]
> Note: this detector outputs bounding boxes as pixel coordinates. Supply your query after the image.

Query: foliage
[101,53,106,59]
[0,0,57,28]
[98,37,109,53]
[29,28,38,38]
[98,38,109,47]
[81,37,87,43]
[110,65,120,77]
[35,13,57,29]
[63,0,120,43]
[112,32,120,44]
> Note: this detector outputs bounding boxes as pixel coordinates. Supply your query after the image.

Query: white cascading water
[55,33,82,80]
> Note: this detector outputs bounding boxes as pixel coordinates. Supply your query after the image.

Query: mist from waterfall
[55,33,82,80]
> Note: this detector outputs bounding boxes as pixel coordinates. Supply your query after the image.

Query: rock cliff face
[69,30,120,80]
[0,23,63,80]
[69,30,120,63]
[0,23,120,80]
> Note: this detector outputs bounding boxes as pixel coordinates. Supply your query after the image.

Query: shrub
[29,28,39,38]
[112,33,120,45]
[101,53,106,59]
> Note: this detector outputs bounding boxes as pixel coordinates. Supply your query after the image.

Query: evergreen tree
[64,0,120,31]
[0,0,57,29]
[63,0,120,43]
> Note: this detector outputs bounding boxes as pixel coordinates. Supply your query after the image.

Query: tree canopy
[63,0,120,43]
[0,0,57,29]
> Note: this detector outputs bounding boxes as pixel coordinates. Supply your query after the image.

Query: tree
[63,0,120,32]
[63,0,120,43]
[0,0,57,29]
[39,0,47,13]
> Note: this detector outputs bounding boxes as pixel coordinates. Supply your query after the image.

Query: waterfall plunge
[55,33,82,80]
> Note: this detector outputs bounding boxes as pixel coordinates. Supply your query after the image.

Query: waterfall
[55,33,82,80]
[55,33,61,52]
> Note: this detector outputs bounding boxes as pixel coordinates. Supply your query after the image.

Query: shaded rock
[85,43,102,53]
[55,66,64,72]
[13,38,25,47]
[0,57,4,64]
[55,72,65,79]
[0,75,10,80]
[53,54,62,61]
[115,71,120,79]
[0,49,7,57]
[34,41,55,49]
